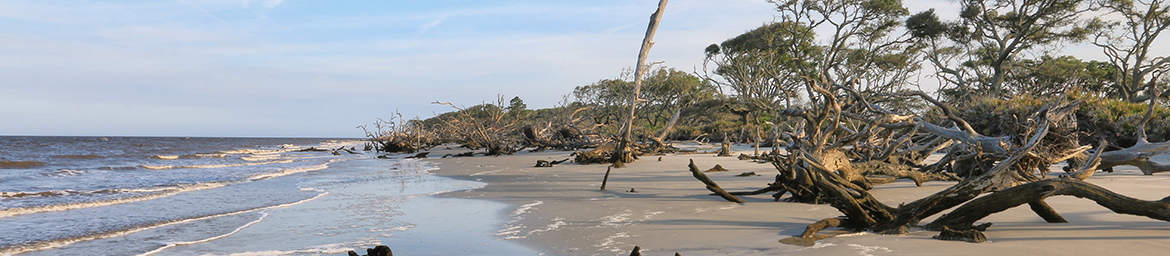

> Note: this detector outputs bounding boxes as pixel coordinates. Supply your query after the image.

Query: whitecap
[1,192,329,255]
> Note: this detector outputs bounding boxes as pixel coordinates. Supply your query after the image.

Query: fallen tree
[359,113,436,154]
[687,78,1170,242]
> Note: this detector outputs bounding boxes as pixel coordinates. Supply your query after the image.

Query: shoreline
[424,145,1170,255]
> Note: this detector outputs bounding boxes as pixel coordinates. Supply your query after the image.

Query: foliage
[1002,55,1120,97]
[570,67,719,139]
[912,0,1104,100]
[1092,0,1170,102]
[702,21,819,110]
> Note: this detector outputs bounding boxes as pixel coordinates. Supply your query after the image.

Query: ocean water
[0,136,533,255]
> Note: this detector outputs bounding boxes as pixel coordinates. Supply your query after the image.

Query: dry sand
[425,145,1170,256]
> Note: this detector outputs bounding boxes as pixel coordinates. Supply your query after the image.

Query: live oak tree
[1093,0,1170,102]
[702,21,817,111]
[910,0,1103,100]
[681,0,1170,244]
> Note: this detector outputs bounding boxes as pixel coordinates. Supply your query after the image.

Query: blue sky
[0,0,1033,137]
[0,0,790,137]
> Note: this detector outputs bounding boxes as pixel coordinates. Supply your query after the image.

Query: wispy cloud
[178,0,228,24]
[262,0,283,9]
[0,0,787,137]
[419,15,447,34]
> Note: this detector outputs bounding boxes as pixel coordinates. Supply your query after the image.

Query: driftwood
[360,114,435,154]
[577,143,645,165]
[716,135,732,157]
[1092,95,1170,174]
[682,81,1170,242]
[347,245,392,256]
[535,158,570,167]
[615,0,669,166]
[705,164,730,172]
[601,165,614,191]
[688,160,745,203]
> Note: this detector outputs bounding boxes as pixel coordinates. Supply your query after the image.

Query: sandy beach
[426,145,1170,256]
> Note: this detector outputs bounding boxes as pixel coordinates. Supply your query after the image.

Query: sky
[0,0,1123,138]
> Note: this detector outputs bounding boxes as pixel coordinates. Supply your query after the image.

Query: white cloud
[98,25,231,43]
[419,16,447,34]
[262,0,283,9]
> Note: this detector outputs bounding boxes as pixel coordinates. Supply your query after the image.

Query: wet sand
[426,145,1170,255]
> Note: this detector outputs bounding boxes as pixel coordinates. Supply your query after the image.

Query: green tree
[1093,0,1170,102]
[768,0,921,113]
[910,0,1103,99]
[1003,55,1120,97]
[702,21,819,110]
[571,67,717,136]
[507,96,528,117]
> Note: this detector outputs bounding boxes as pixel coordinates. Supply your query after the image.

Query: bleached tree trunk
[616,0,668,164]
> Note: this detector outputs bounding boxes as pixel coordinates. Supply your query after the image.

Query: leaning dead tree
[690,76,1170,242]
[614,0,669,165]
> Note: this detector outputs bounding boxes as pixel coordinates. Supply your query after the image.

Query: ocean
[0,136,533,255]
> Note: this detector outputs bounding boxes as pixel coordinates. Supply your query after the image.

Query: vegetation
[365,0,1170,244]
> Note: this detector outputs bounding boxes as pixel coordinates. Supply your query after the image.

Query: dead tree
[1092,92,1170,174]
[432,97,524,156]
[359,112,436,153]
[684,76,1170,242]
[615,0,669,165]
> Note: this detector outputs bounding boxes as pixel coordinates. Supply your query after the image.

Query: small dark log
[535,158,569,167]
[405,152,429,159]
[368,245,392,256]
[727,183,784,196]
[705,164,729,172]
[688,160,745,203]
[601,165,613,191]
[800,217,845,238]
[629,245,642,256]
[347,245,392,256]
[933,226,986,243]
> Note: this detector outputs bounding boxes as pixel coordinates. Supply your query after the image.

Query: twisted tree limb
[928,177,1170,231]
[688,160,745,203]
